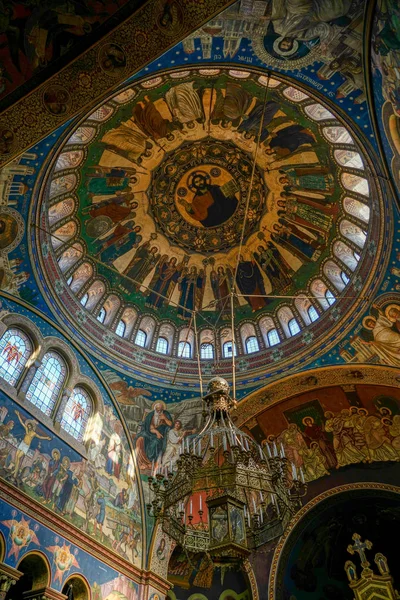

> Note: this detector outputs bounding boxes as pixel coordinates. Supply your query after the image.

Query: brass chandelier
[147,377,307,566]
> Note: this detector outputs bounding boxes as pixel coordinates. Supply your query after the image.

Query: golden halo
[152,400,166,411]
[384,304,400,321]
[302,416,314,426]
[362,315,376,330]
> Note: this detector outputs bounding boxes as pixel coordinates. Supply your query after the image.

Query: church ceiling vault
[33,66,384,384]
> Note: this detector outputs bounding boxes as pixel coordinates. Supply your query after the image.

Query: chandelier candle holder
[147,377,307,566]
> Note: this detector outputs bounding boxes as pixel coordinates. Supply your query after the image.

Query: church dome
[33,66,383,389]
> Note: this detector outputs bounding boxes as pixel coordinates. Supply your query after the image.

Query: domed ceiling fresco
[33,66,383,382]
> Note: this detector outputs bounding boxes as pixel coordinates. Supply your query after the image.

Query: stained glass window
[267,329,280,346]
[80,293,88,307]
[26,351,67,416]
[223,342,236,358]
[201,343,214,360]
[178,341,191,358]
[308,306,319,322]
[97,307,106,323]
[245,336,259,354]
[60,386,91,442]
[135,329,147,347]
[0,329,32,386]
[341,271,350,285]
[326,290,336,305]
[156,337,168,354]
[288,319,301,336]
[116,320,126,337]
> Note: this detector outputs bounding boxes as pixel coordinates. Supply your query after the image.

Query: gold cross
[347,533,373,568]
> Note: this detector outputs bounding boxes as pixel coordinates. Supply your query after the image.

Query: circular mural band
[34,66,383,380]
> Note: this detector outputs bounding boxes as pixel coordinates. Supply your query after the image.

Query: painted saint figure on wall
[135,402,173,469]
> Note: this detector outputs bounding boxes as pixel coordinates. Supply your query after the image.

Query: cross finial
[347,533,373,569]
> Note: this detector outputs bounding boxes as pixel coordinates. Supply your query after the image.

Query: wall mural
[371,0,400,188]
[243,383,400,484]
[32,65,382,384]
[0,296,144,567]
[0,497,140,598]
[273,488,400,600]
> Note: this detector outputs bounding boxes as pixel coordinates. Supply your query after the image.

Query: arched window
[308,305,319,322]
[66,276,73,286]
[80,293,88,307]
[60,386,91,442]
[178,341,191,358]
[200,343,214,360]
[156,337,169,354]
[223,341,236,358]
[97,307,106,323]
[245,336,259,354]
[0,328,32,386]
[267,329,280,347]
[26,351,67,416]
[288,318,301,336]
[326,289,336,305]
[135,329,147,347]
[341,271,350,285]
[115,320,126,337]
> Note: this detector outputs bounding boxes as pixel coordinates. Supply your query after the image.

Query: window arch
[115,319,126,337]
[80,293,89,307]
[200,342,214,360]
[326,289,336,305]
[178,341,191,358]
[26,351,67,416]
[288,318,301,336]
[223,341,236,358]
[156,337,169,354]
[66,275,73,286]
[60,387,92,442]
[245,336,259,354]
[97,307,106,323]
[135,329,147,348]
[267,329,280,346]
[308,305,319,322]
[0,328,32,386]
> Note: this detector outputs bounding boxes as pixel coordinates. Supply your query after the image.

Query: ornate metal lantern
[147,377,307,566]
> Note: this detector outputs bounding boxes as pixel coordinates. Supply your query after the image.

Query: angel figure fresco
[210,265,236,317]
[146,256,184,309]
[272,220,322,263]
[177,265,206,319]
[278,165,335,196]
[237,100,281,142]
[360,304,400,367]
[2,515,40,560]
[165,81,205,128]
[253,242,293,293]
[9,411,51,479]
[210,83,253,127]
[95,224,142,265]
[101,119,152,163]
[133,96,180,141]
[235,251,269,312]
[265,124,316,158]
[85,195,138,225]
[123,240,160,293]
[276,199,333,236]
[47,542,80,585]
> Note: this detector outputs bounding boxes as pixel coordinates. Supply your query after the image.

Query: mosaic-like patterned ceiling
[33,66,383,381]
